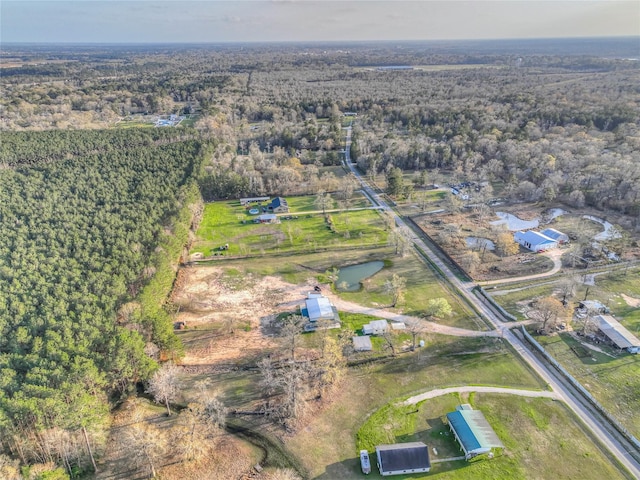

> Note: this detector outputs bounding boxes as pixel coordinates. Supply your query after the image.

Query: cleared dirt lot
[171,265,318,365]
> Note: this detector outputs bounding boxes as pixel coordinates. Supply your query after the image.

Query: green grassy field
[281,335,565,479]
[537,332,640,439]
[337,250,485,330]
[191,195,388,257]
[354,392,626,480]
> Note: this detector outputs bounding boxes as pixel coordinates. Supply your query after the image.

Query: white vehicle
[360,449,371,474]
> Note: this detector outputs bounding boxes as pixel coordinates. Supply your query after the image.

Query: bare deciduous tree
[405,319,426,351]
[384,274,406,308]
[146,363,181,416]
[122,422,167,478]
[534,297,566,332]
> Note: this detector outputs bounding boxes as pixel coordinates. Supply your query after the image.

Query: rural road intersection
[341,125,640,478]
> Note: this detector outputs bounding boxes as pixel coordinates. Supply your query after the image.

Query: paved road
[343,125,640,478]
[403,385,559,405]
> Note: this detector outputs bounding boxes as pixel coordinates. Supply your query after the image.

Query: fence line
[474,286,518,321]
[520,326,640,453]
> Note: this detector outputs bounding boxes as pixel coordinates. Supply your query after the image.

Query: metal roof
[270,197,288,208]
[352,336,373,351]
[376,442,430,473]
[540,228,567,241]
[447,409,504,454]
[596,315,640,349]
[514,230,556,246]
[305,296,334,322]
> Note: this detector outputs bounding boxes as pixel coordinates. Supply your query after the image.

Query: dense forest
[0,129,206,474]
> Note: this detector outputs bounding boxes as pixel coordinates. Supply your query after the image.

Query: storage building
[375,442,430,476]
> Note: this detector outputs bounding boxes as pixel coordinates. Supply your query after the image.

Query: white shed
[363,320,389,335]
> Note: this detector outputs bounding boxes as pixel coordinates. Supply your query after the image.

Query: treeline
[0,128,197,167]
[0,129,206,474]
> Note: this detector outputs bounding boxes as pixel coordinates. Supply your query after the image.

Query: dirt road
[403,385,559,405]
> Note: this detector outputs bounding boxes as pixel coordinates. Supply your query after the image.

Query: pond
[465,237,495,251]
[490,212,539,231]
[336,261,384,291]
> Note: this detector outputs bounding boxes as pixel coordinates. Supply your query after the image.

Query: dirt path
[479,249,563,286]
[403,385,559,405]
[320,290,499,337]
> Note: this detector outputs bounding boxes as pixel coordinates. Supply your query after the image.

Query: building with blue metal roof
[446,405,504,460]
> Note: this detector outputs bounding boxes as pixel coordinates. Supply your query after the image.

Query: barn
[375,442,430,476]
[447,404,504,460]
[514,230,557,252]
[595,315,640,354]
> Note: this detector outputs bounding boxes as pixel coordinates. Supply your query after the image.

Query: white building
[304,293,340,323]
[514,230,557,252]
[363,320,389,335]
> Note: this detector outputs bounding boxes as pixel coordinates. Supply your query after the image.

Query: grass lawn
[354,393,626,480]
[284,335,554,479]
[191,196,388,257]
[395,189,447,216]
[210,246,394,285]
[337,250,485,331]
[489,281,559,320]
[537,332,640,439]
[550,214,607,240]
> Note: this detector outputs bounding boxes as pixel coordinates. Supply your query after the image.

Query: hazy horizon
[2,1,638,44]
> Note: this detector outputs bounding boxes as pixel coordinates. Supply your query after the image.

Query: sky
[1,0,638,44]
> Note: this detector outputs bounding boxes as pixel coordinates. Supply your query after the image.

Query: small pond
[490,212,539,231]
[248,208,260,215]
[336,261,384,291]
[465,237,495,251]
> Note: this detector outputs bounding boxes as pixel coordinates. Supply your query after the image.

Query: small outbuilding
[240,196,270,206]
[256,214,278,224]
[353,336,373,352]
[514,230,557,252]
[446,404,504,460]
[363,320,389,335]
[595,315,640,354]
[375,442,431,476]
[539,228,569,244]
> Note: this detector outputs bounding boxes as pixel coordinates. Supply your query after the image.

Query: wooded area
[0,128,206,475]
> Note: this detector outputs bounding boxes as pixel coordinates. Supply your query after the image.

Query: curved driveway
[403,385,559,405]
